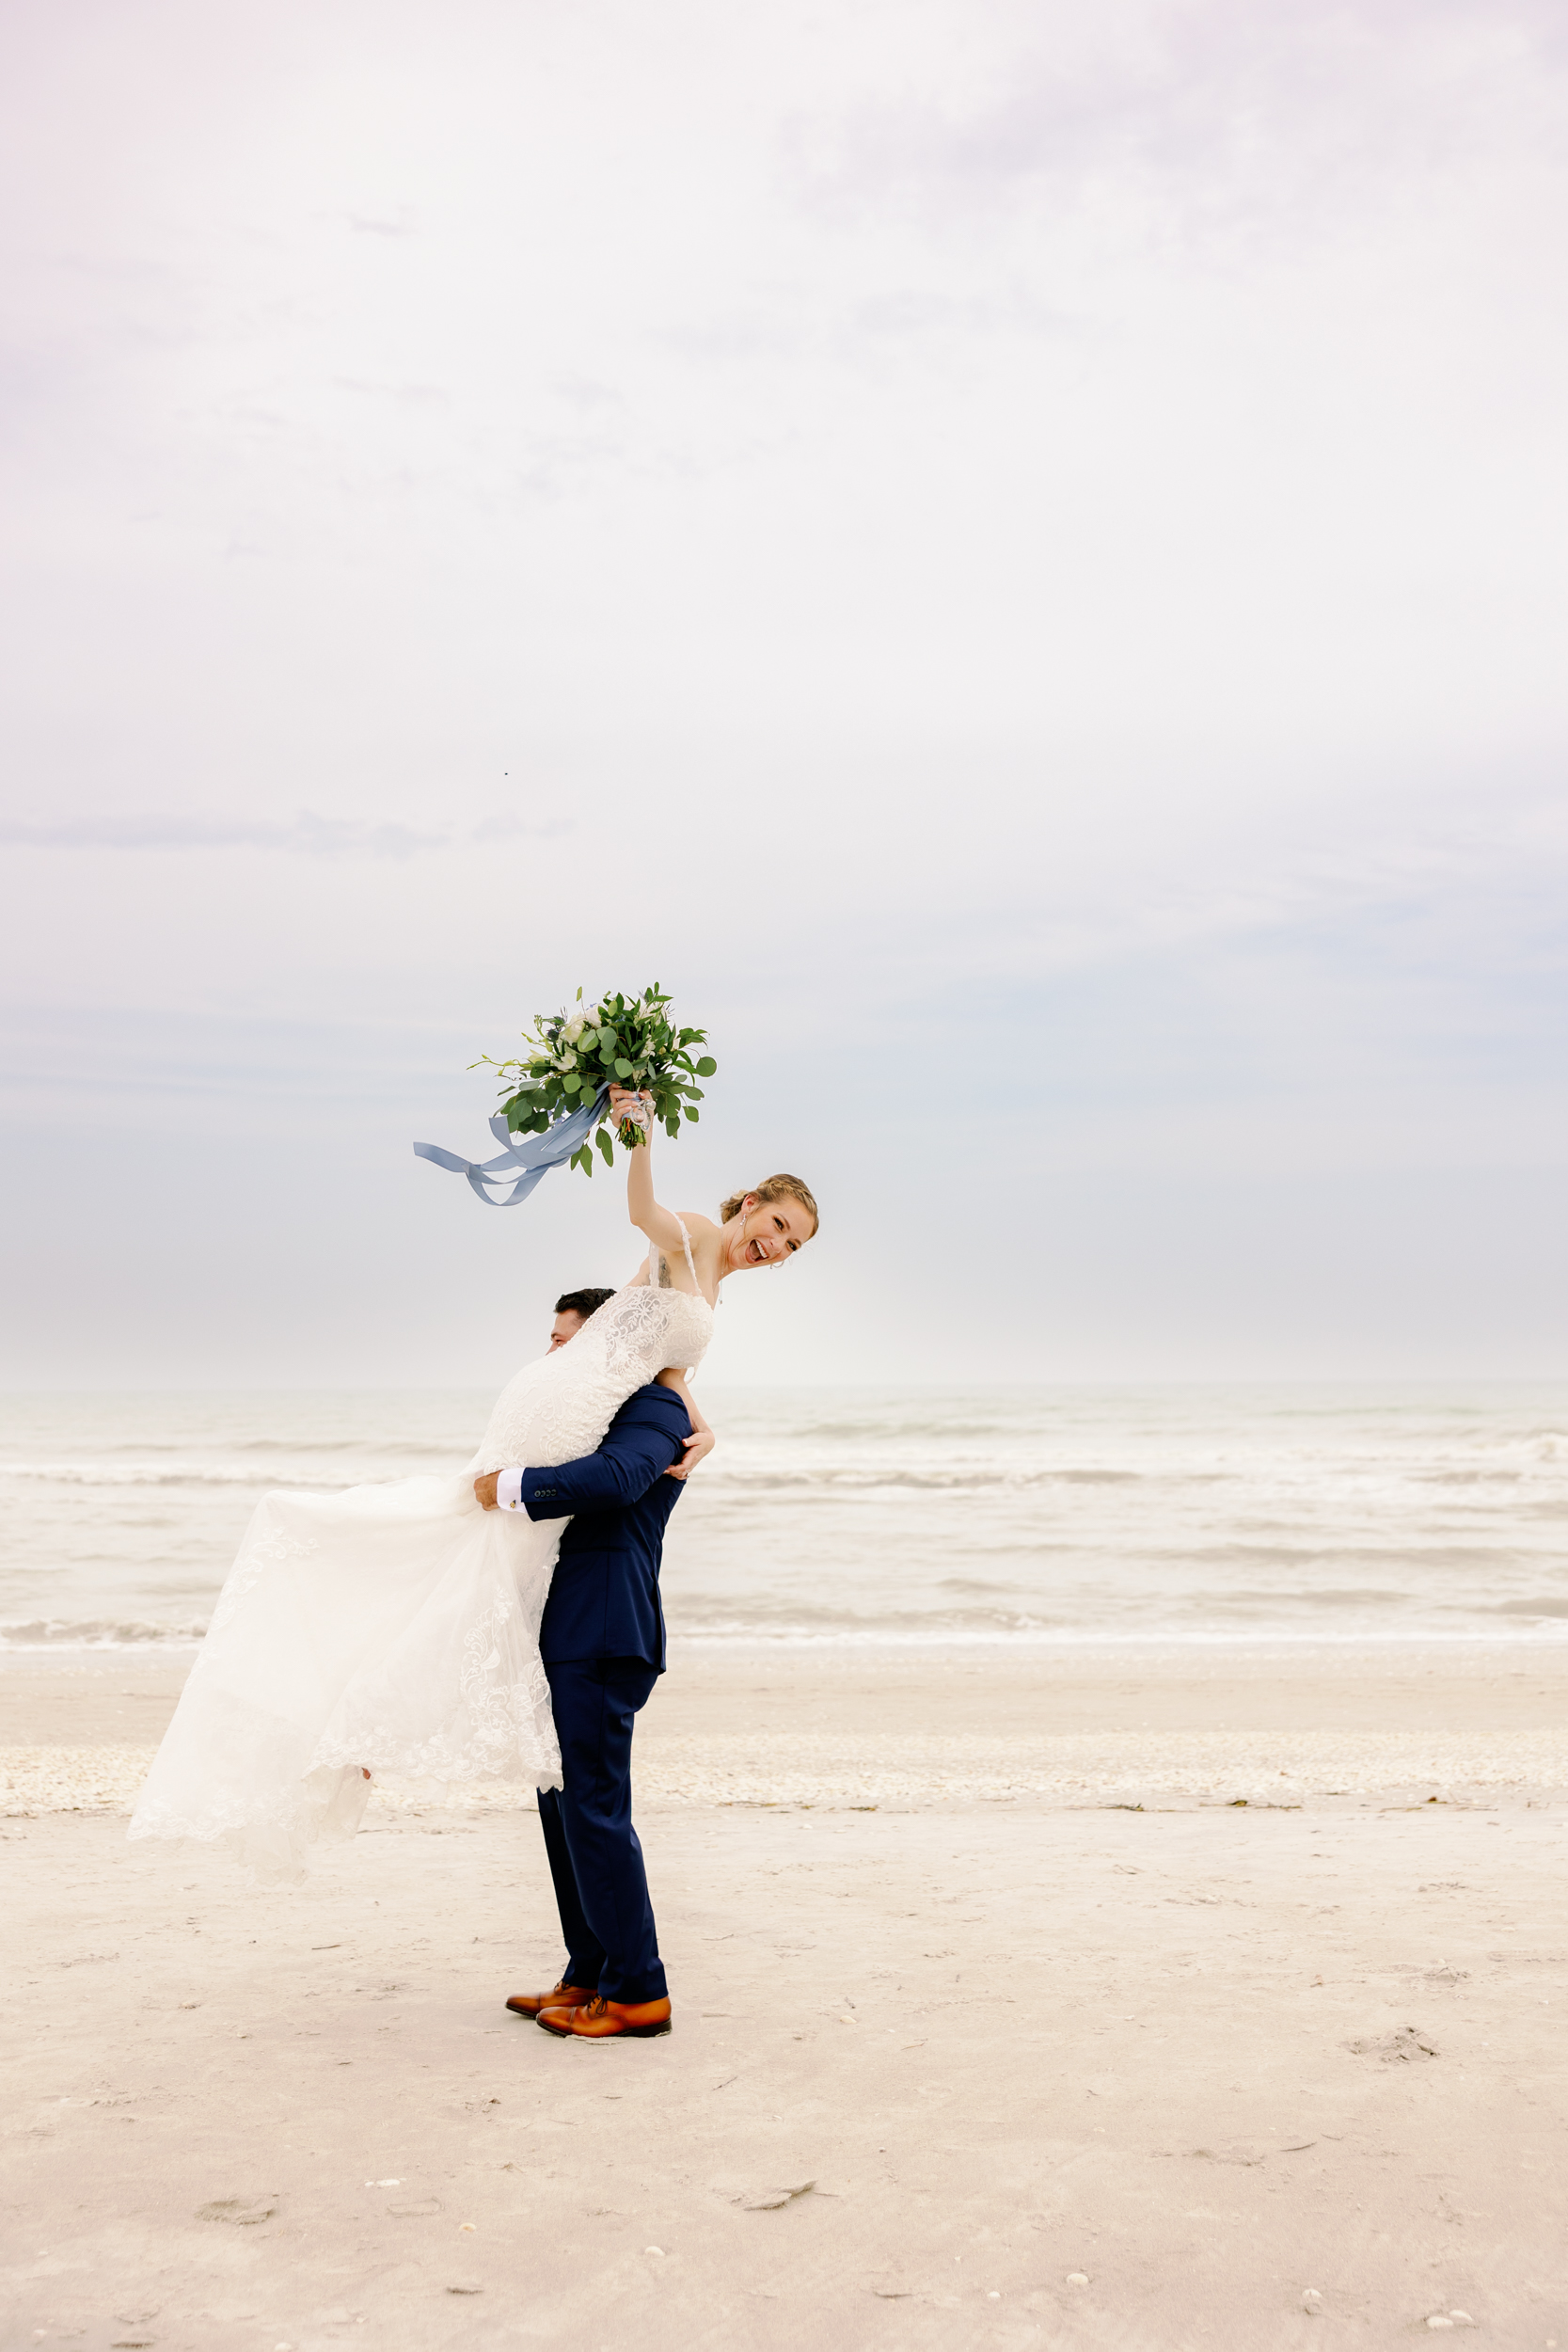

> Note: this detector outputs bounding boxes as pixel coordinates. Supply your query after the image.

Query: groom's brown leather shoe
[536,1994,673,2040]
[505,1980,596,2019]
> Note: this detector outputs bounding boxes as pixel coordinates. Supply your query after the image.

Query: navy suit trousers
[536,1656,665,2005]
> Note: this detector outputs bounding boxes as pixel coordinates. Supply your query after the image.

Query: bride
[129,1088,819,1880]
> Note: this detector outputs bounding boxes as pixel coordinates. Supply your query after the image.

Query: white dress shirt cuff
[496,1467,526,1512]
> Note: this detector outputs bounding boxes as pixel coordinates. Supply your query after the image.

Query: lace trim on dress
[206,1513,318,1638]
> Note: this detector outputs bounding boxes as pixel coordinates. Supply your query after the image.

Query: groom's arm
[510,1420,683,1517]
[485,1402,688,1518]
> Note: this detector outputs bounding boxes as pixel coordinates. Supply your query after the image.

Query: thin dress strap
[673,1216,702,1297]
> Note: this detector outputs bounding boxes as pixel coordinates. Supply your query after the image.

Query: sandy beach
[4,1644,1567,2349]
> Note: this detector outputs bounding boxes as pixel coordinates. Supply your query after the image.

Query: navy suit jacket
[521,1382,689,1673]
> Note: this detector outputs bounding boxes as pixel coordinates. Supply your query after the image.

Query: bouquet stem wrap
[413,1087,610,1208]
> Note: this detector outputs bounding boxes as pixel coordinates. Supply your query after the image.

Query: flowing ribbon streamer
[413,1086,610,1206]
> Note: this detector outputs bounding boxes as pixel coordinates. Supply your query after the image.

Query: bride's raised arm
[607,1085,699,1258]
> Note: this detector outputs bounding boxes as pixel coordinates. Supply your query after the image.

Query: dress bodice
[573,1276,713,1391]
[471,1258,712,1478]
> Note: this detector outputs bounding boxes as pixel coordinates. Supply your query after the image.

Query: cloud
[794,0,1568,241]
[0,0,1564,1376]
[0,811,568,856]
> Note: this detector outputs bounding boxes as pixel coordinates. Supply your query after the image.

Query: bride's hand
[608,1084,652,1132]
[665,1423,717,1480]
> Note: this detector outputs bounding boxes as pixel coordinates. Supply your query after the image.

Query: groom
[473,1292,700,2042]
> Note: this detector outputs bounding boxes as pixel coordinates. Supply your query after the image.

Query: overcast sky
[3,0,1566,1389]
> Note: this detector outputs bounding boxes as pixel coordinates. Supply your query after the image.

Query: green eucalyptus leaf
[684,1104,699,1121]
[473,986,712,1163]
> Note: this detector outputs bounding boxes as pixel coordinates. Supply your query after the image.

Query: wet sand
[3,1645,1567,2348]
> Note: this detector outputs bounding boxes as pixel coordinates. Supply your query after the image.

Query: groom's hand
[473,1472,500,1511]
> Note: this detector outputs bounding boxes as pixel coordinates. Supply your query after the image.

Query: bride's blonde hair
[720,1173,819,1236]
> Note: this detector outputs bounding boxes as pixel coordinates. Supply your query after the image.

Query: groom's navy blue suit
[514,1381,689,2005]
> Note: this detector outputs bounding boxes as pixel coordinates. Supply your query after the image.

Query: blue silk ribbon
[414,1086,610,1206]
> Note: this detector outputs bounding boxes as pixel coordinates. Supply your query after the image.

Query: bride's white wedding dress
[129,1248,713,1881]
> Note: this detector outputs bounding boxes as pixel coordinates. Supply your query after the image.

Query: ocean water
[1,1385,1565,1654]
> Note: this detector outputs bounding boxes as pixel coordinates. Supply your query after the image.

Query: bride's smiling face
[724,1195,816,1272]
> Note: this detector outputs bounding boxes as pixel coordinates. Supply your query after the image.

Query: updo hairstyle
[720,1173,820,1236]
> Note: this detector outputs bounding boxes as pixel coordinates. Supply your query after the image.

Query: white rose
[562,1013,585,1043]
[556,1050,577,1071]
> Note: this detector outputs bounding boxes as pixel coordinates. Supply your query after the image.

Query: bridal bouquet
[476,985,718,1176]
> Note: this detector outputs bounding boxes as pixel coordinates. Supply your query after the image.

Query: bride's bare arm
[608,1085,698,1257]
[657,1367,717,1480]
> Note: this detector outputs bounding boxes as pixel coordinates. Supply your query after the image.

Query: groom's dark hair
[556,1287,614,1321]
